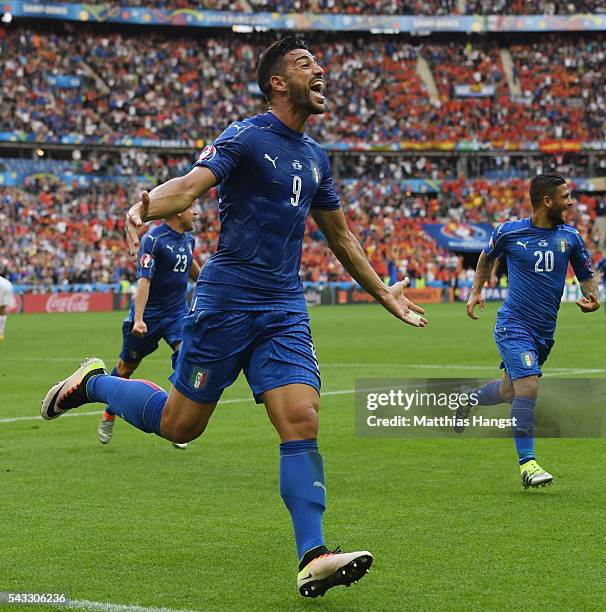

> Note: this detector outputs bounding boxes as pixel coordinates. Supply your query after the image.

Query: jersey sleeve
[137,233,157,280]
[192,123,252,184]
[483,224,507,259]
[569,231,593,282]
[310,150,341,211]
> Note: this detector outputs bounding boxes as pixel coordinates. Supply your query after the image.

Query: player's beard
[287,78,326,115]
[548,204,567,225]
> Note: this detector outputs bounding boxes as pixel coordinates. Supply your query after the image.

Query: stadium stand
[2,26,605,144]
[43,0,606,15]
[1,8,605,294]
[2,171,603,289]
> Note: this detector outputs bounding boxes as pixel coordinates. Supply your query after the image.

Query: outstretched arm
[576,277,600,313]
[311,208,427,327]
[466,251,494,320]
[126,167,217,255]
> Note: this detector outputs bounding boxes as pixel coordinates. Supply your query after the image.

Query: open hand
[126,191,150,256]
[381,279,428,328]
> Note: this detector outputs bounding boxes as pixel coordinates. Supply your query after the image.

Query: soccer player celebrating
[464,174,599,488]
[0,273,15,340]
[97,204,200,448]
[41,36,427,597]
[596,254,606,317]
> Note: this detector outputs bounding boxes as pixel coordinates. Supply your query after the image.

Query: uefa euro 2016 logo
[440,222,487,241]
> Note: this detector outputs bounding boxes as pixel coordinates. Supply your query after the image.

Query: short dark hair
[529,173,567,208]
[256,35,308,101]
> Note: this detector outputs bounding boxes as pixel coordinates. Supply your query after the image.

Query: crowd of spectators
[4,149,604,183]
[49,0,606,14]
[1,20,605,292]
[467,1,605,13]
[2,26,605,146]
[511,35,605,142]
[2,174,603,290]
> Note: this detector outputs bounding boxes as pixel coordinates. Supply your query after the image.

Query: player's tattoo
[471,252,493,292]
[580,278,598,299]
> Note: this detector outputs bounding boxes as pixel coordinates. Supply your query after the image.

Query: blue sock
[474,379,504,405]
[104,366,121,417]
[280,439,325,560]
[87,375,166,436]
[511,396,536,464]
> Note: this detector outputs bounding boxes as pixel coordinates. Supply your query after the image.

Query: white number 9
[291,175,302,207]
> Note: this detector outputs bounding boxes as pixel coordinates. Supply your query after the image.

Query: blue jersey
[484,217,593,337]
[131,223,195,321]
[192,112,341,312]
[596,257,606,288]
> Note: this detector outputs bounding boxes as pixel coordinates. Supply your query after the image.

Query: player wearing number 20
[465,174,599,488]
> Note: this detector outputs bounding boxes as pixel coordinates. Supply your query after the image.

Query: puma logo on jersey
[516,240,529,250]
[264,154,278,169]
[166,244,174,252]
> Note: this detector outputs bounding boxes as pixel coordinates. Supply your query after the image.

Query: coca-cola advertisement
[23,292,114,314]
[7,293,22,314]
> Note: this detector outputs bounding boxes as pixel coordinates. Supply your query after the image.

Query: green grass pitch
[1,303,604,611]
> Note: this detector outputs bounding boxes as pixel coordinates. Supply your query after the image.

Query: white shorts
[0,276,15,308]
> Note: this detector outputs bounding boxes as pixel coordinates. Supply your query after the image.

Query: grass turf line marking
[0,596,191,612]
[0,369,601,425]
[69,599,192,612]
[6,356,605,375]
[0,388,357,424]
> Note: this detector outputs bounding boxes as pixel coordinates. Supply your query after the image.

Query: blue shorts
[494,323,554,381]
[120,316,184,363]
[169,310,320,404]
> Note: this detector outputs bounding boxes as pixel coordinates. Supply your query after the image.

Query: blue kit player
[41,36,427,598]
[97,204,200,448]
[596,254,606,317]
[463,174,599,488]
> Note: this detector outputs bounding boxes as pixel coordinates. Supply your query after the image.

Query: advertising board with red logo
[7,293,23,314]
[22,292,114,314]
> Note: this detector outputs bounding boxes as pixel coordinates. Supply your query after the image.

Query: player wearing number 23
[96,206,200,447]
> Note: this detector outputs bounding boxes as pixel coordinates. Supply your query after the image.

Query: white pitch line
[1,367,603,426]
[543,368,606,377]
[2,363,603,426]
[5,356,604,375]
[68,599,193,612]
[324,364,606,373]
[0,388,358,425]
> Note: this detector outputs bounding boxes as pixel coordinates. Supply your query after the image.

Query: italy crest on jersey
[557,239,568,253]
